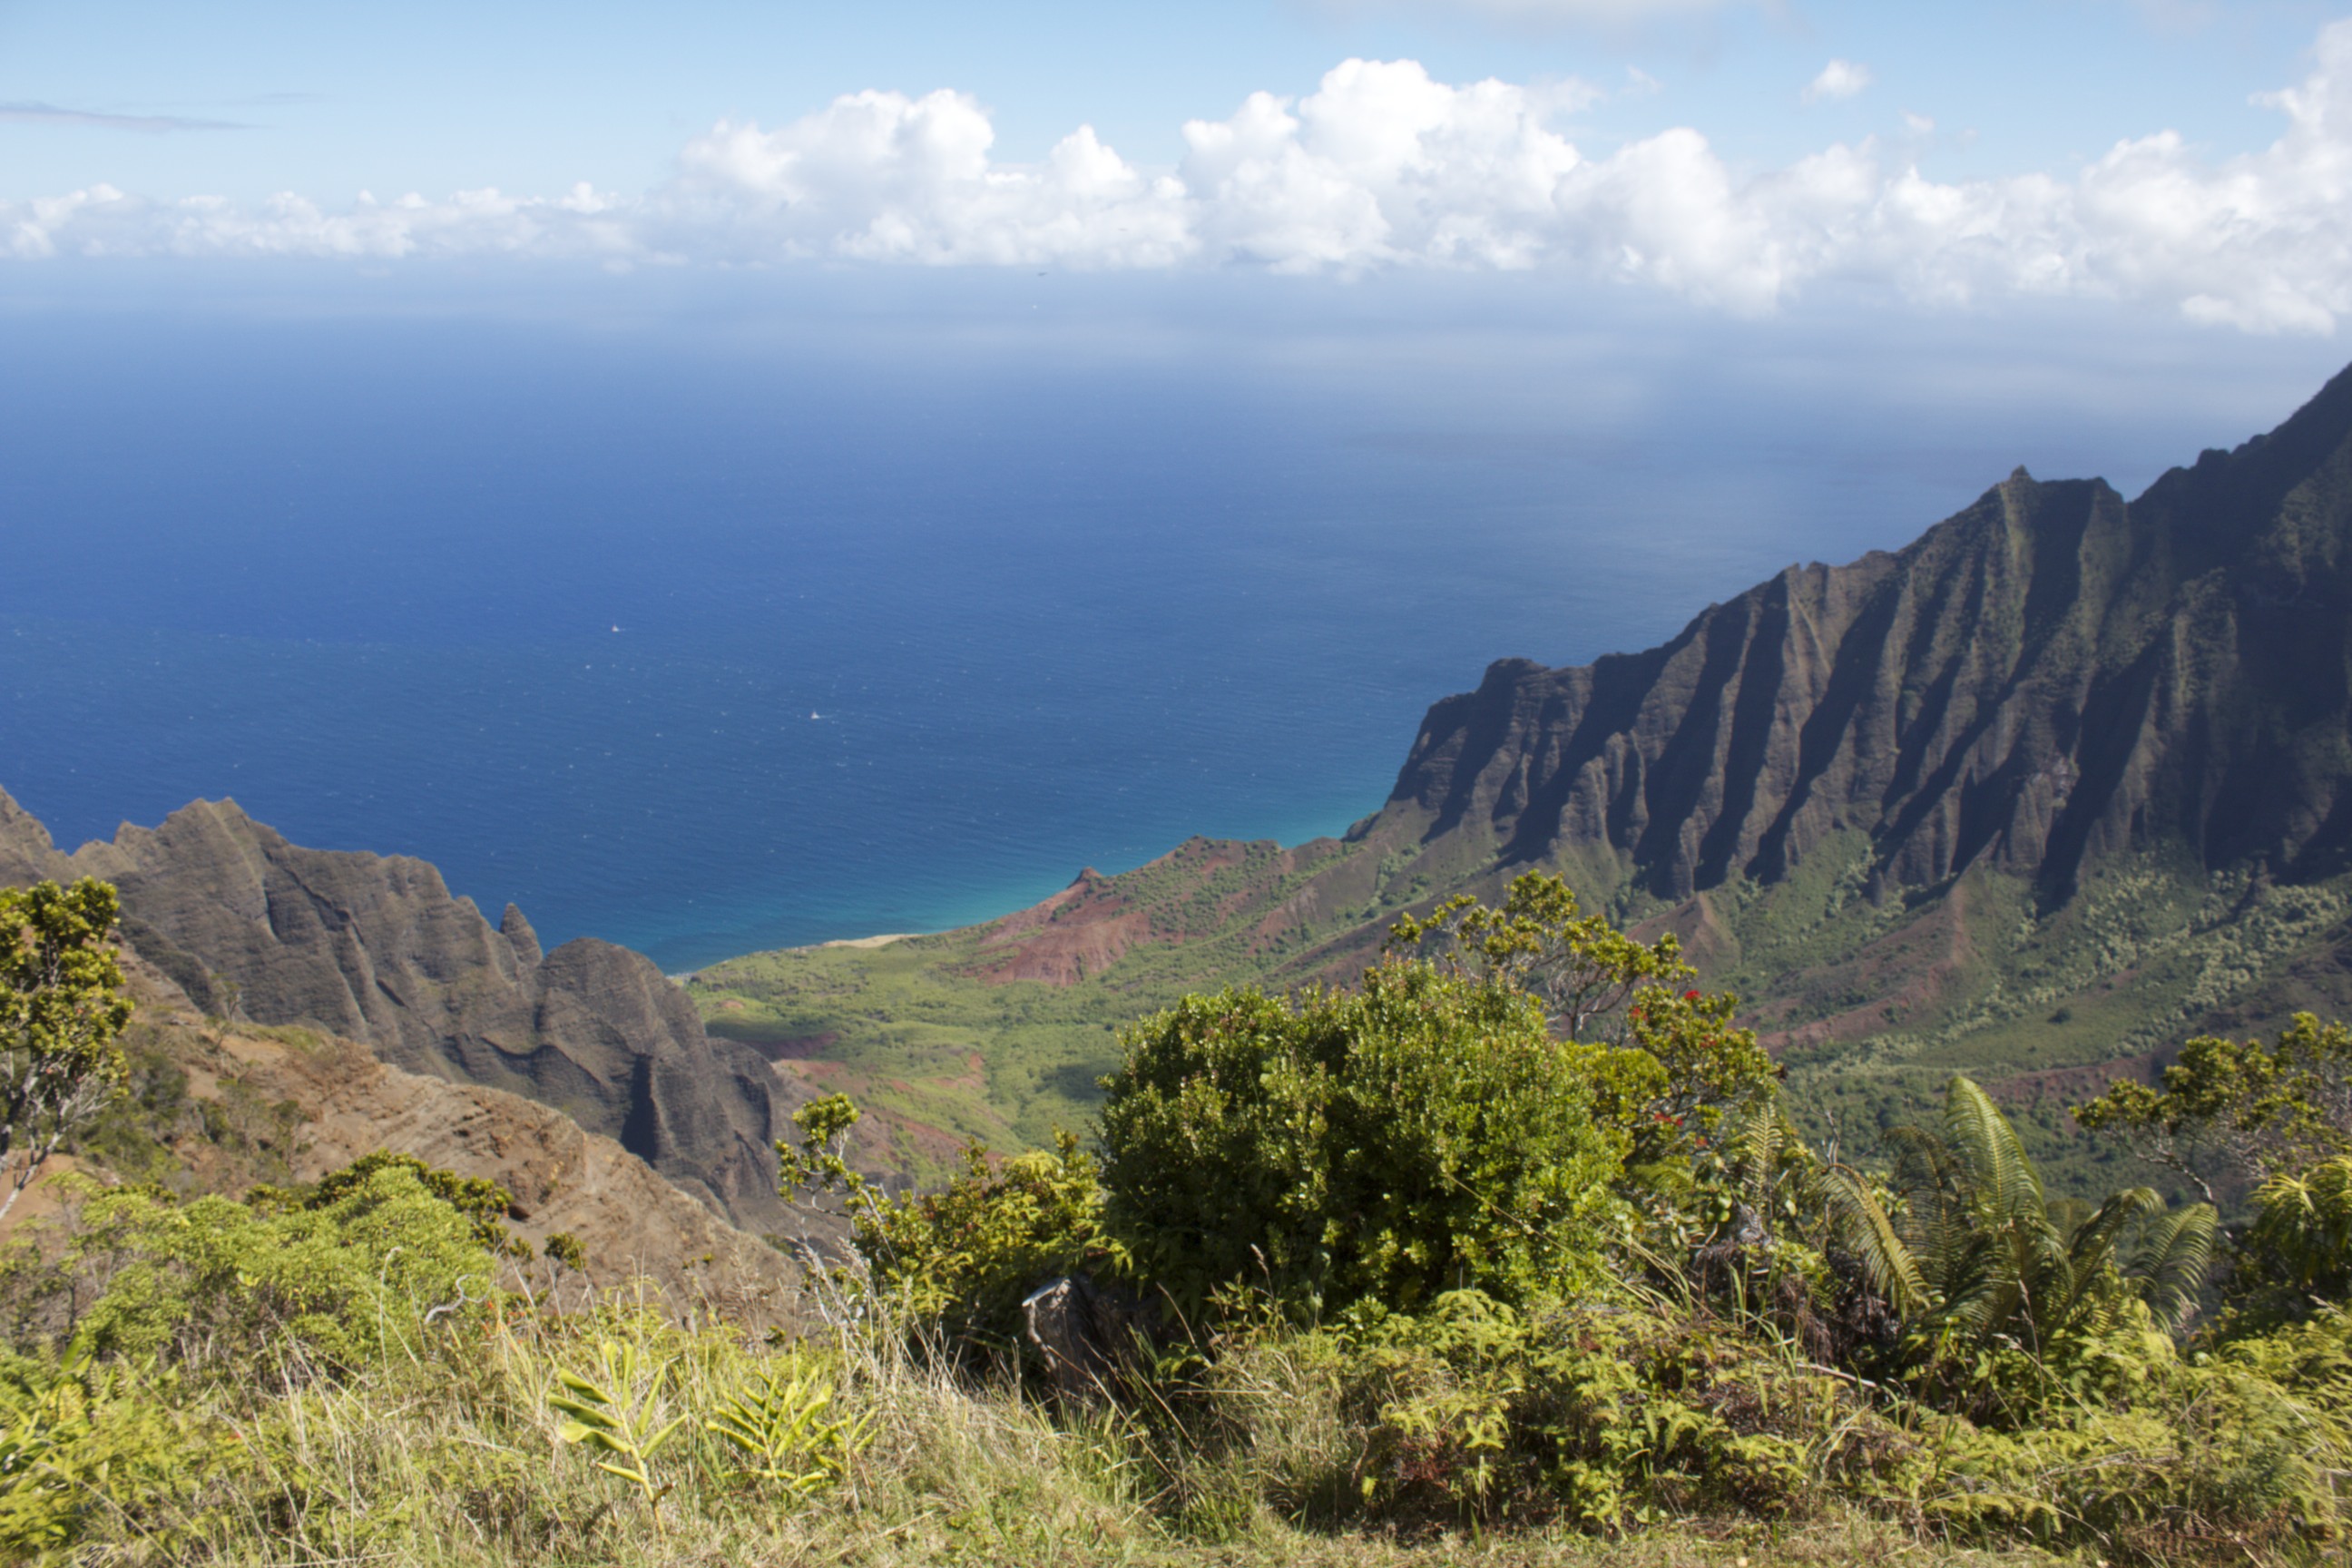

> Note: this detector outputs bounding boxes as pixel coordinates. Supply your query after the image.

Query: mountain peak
[1367,360,2352,908]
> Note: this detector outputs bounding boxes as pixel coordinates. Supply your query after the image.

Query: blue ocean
[2,271,2338,970]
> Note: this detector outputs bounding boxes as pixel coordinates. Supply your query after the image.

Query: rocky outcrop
[0,791,67,885]
[1021,1272,1159,1402]
[0,793,798,1234]
[1362,361,2352,909]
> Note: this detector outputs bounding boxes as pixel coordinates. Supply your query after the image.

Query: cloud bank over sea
[7,19,2352,335]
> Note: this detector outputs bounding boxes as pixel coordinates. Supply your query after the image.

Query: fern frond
[1944,1076,2043,1220]
[2067,1187,2162,1269]
[2129,1203,2220,1333]
[1820,1166,1926,1317]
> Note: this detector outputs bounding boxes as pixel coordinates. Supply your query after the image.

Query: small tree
[1388,871,1781,1142]
[0,879,133,1226]
[2074,1014,2352,1204]
[1386,871,1685,1042]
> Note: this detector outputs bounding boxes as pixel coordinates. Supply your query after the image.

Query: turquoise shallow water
[1,275,2337,969]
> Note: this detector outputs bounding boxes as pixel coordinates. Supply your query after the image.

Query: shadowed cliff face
[1366,362,2352,908]
[0,794,795,1233]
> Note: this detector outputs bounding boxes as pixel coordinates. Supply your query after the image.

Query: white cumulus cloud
[1803,60,1874,103]
[1179,61,1586,272]
[10,20,2352,334]
[661,89,1191,267]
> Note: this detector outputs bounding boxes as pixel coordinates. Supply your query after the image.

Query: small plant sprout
[547,1338,687,1531]
[704,1351,871,1496]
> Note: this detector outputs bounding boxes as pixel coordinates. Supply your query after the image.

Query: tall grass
[49,1279,2071,1568]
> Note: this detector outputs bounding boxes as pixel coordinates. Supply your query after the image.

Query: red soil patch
[1984,1052,2161,1107]
[1752,885,1976,1055]
[961,864,1167,985]
[957,838,1319,986]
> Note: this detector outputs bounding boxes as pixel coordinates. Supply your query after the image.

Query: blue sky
[3,3,2350,330]
[0,3,2337,193]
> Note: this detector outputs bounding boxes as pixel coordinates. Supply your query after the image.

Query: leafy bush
[1329,1291,1920,1529]
[784,1094,1112,1364]
[65,1158,495,1372]
[1098,958,1629,1318]
[544,1230,589,1272]
[1166,1289,2352,1556]
[1928,1343,2347,1554]
[862,1135,1112,1357]
[0,1345,201,1559]
[281,1149,526,1257]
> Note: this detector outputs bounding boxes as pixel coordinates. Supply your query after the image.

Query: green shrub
[862,1135,1112,1359]
[1098,959,1629,1318]
[67,1160,495,1372]
[270,1149,526,1257]
[1168,1291,2350,1555]
[1330,1291,1921,1529]
[0,1344,201,1559]
[784,1095,1110,1364]
[1930,1344,2347,1554]
[544,1230,589,1272]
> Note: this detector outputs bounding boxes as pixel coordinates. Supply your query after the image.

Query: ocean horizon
[5,273,2341,971]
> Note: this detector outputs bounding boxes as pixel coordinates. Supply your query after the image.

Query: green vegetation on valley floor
[690,828,2352,1202]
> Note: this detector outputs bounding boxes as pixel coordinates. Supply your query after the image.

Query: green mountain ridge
[693,360,2352,1199]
